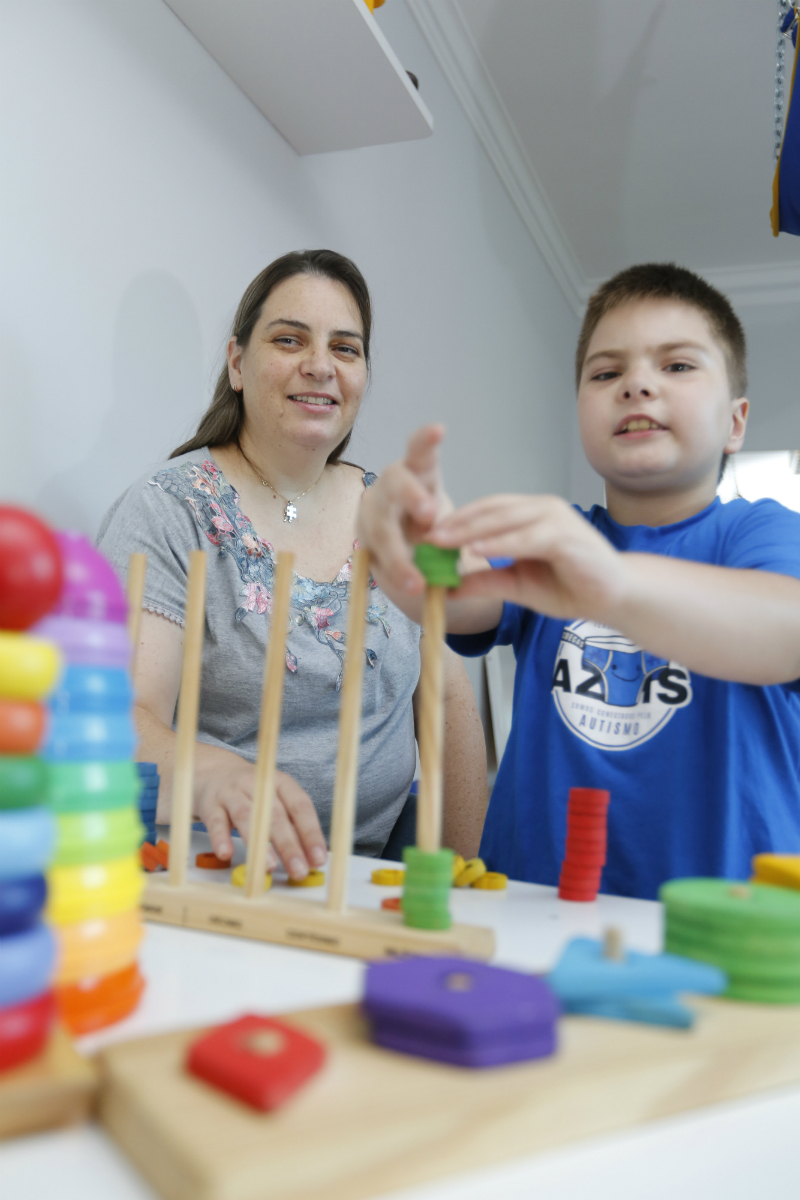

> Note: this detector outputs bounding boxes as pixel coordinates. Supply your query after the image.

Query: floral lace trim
[144,603,185,627]
[150,458,388,689]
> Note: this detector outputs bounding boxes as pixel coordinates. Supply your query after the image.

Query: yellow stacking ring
[471,871,508,890]
[288,870,325,888]
[54,909,144,985]
[371,868,405,886]
[231,864,272,890]
[454,858,487,888]
[0,633,61,701]
[47,854,144,925]
[451,854,466,883]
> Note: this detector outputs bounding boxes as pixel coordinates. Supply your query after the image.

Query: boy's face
[577,299,748,502]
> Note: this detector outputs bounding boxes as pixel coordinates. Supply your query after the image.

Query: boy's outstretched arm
[358,426,503,634]
[432,494,800,687]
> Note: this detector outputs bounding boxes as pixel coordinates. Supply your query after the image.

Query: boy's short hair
[575,263,747,398]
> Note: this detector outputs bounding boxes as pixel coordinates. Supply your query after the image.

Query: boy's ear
[725,397,749,454]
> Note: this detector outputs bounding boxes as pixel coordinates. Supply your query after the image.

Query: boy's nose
[623,385,651,399]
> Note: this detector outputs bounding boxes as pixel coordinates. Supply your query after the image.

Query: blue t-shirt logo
[552,620,692,750]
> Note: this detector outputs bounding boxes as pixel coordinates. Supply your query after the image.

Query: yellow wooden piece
[288,870,325,888]
[100,997,800,1200]
[231,864,271,890]
[371,868,405,886]
[752,853,800,891]
[451,854,466,883]
[0,1025,97,1140]
[471,872,508,891]
[454,858,487,888]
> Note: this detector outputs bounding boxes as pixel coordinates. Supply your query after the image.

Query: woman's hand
[195,759,328,879]
[432,494,626,622]
[357,424,452,600]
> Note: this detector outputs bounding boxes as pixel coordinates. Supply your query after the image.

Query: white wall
[0,0,578,539]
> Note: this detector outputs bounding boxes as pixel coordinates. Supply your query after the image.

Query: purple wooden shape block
[363,956,559,1068]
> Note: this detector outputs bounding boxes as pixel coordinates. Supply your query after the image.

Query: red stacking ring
[565,840,607,859]
[564,850,605,868]
[568,788,610,806]
[567,814,608,833]
[0,989,55,1070]
[0,700,46,756]
[559,865,602,886]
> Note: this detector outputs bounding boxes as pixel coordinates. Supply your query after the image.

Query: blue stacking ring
[137,762,158,777]
[42,712,137,762]
[50,665,133,715]
[0,923,56,1008]
[0,808,56,880]
[0,875,47,936]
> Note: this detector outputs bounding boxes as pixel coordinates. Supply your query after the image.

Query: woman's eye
[334,344,359,357]
[274,335,300,346]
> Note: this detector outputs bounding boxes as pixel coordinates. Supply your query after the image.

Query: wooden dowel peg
[327,550,371,913]
[245,552,294,900]
[416,585,447,854]
[169,550,208,889]
[126,553,147,677]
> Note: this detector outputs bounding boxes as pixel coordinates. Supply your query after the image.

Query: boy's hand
[357,424,452,598]
[432,494,625,622]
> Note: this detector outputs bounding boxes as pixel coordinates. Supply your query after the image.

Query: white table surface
[2,835,799,1199]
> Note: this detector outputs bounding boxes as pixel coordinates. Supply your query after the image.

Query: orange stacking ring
[0,699,45,755]
[56,962,145,1036]
[54,909,144,986]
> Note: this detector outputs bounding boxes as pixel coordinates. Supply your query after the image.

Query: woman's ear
[725,397,749,453]
[227,336,243,392]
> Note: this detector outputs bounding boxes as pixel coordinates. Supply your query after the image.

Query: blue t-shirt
[449,497,800,900]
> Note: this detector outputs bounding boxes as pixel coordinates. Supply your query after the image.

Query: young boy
[358,263,800,900]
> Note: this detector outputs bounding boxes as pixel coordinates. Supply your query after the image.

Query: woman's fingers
[271,772,328,880]
[204,801,236,862]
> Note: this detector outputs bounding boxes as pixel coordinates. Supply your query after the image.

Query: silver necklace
[239,445,325,522]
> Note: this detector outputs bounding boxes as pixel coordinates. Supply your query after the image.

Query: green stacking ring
[54,806,145,867]
[664,914,800,959]
[413,544,461,589]
[664,934,800,984]
[660,878,800,931]
[402,847,453,930]
[46,762,141,814]
[0,756,48,810]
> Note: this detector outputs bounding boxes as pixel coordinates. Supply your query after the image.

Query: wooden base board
[100,997,800,1200]
[0,1025,97,1140]
[142,875,495,961]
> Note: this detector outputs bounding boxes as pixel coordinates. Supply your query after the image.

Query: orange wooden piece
[0,698,45,754]
[381,896,402,911]
[140,843,165,872]
[155,840,170,868]
[196,852,229,870]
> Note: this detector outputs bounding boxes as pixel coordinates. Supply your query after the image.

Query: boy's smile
[577,299,748,526]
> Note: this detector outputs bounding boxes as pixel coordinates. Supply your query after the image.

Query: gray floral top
[97,448,420,855]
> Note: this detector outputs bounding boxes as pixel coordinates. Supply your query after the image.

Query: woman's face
[228,273,368,453]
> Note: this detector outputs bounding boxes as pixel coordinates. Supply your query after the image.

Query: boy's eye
[591,369,620,381]
[665,361,694,372]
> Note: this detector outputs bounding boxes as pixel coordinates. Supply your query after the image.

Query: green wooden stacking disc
[665,912,800,959]
[660,878,800,932]
[413,544,461,589]
[54,805,145,866]
[402,846,453,930]
[46,761,142,814]
[0,756,48,810]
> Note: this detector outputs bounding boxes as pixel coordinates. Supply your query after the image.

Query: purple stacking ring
[32,616,131,670]
[51,532,127,624]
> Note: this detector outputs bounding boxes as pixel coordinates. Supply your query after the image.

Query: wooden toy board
[0,1025,97,1140]
[99,995,800,1200]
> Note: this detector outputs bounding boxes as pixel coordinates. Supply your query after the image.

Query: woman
[98,250,487,879]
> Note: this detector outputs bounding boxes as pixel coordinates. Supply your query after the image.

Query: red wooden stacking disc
[187,1014,326,1111]
[0,700,46,755]
[567,813,608,833]
[559,864,602,886]
[564,849,605,868]
[568,802,610,819]
[568,788,610,807]
[558,886,598,902]
[565,837,607,857]
[0,989,55,1070]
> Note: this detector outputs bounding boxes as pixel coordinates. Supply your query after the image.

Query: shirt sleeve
[96,474,204,626]
[447,601,529,657]
[721,498,800,579]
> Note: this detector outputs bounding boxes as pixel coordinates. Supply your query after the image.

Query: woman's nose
[301,342,335,379]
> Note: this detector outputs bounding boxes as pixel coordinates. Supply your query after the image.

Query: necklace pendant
[284,502,298,523]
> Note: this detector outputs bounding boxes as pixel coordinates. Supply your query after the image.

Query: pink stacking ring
[32,616,131,670]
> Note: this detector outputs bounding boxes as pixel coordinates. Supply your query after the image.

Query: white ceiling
[407,0,800,314]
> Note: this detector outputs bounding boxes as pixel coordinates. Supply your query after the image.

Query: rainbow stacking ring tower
[36,533,145,1035]
[0,506,63,1071]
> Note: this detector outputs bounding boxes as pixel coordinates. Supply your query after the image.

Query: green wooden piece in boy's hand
[414,544,460,588]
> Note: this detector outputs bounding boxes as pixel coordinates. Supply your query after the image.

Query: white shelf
[163,0,434,154]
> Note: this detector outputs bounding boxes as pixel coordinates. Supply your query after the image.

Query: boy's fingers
[276,772,328,869]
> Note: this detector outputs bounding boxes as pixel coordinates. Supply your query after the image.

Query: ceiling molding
[406,0,586,318]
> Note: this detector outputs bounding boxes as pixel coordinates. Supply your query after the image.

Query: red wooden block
[186,1015,326,1112]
